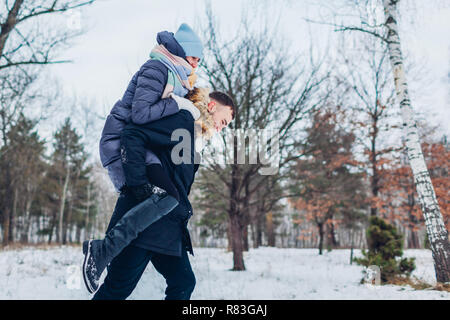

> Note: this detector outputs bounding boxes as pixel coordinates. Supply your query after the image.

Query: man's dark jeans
[92,245,195,300]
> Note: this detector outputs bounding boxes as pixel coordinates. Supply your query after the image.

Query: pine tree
[49,118,88,244]
[0,114,45,244]
[354,216,416,283]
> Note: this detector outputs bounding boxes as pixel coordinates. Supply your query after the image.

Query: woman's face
[186,56,200,69]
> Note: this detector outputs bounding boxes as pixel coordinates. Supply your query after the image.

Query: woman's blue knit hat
[174,23,204,60]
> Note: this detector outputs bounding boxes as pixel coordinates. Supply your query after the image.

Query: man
[83,22,235,299]
[92,91,235,300]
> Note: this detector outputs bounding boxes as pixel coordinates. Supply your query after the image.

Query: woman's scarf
[149,44,193,98]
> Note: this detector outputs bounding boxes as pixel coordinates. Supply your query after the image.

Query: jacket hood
[156,31,186,59]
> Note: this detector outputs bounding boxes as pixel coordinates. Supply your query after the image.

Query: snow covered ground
[0,246,448,300]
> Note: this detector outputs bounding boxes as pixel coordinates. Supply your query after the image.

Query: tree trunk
[0,0,24,57]
[318,222,324,255]
[228,161,245,270]
[2,207,10,246]
[84,182,91,240]
[58,165,70,244]
[350,228,354,264]
[407,229,419,249]
[63,191,74,245]
[407,192,420,249]
[21,198,33,243]
[9,187,18,242]
[226,218,232,252]
[328,221,339,249]
[266,212,275,247]
[1,162,11,246]
[243,223,249,251]
[255,214,263,248]
[370,116,380,217]
[48,225,53,244]
[250,219,257,249]
[48,210,57,244]
[383,0,450,283]
[230,212,245,270]
[75,224,81,244]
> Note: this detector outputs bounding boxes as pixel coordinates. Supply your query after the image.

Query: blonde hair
[185,87,216,140]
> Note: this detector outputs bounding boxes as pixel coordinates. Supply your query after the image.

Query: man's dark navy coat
[106,110,200,257]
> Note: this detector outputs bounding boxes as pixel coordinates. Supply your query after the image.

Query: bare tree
[335,34,401,218]
[0,0,95,71]
[195,5,331,270]
[0,0,96,137]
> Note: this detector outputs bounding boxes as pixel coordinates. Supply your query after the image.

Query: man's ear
[207,100,216,113]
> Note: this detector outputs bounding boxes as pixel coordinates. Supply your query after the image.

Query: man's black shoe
[82,239,102,294]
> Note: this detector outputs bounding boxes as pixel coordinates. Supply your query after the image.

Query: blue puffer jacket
[99,31,187,191]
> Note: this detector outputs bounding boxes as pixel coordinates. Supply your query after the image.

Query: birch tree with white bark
[310,0,449,283]
[382,0,449,284]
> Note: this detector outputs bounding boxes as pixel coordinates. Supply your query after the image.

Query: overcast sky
[45,0,450,158]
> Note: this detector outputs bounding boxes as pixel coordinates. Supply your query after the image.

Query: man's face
[186,56,200,69]
[208,100,233,133]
